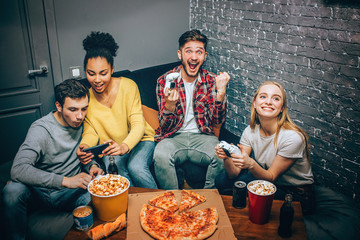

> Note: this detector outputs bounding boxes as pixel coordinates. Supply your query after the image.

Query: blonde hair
[250,81,310,160]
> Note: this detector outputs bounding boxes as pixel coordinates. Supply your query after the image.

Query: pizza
[148,191,179,212]
[178,189,206,213]
[140,190,218,240]
[140,204,174,239]
[181,207,218,239]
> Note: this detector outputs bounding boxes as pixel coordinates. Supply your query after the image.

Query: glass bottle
[278,194,294,238]
[107,156,118,175]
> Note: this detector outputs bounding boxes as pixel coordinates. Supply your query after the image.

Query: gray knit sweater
[11,112,85,189]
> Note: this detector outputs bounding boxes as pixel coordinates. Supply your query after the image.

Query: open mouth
[188,62,198,71]
[261,107,274,111]
[93,83,104,91]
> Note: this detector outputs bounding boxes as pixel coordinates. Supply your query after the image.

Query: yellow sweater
[81,77,154,151]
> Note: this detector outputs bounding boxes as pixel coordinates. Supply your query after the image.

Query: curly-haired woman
[76,32,157,189]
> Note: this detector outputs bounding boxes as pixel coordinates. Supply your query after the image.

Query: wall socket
[70,66,81,79]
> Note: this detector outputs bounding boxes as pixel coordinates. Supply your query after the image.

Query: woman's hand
[103,140,129,156]
[215,144,229,160]
[216,143,242,178]
[77,143,94,165]
[231,151,255,170]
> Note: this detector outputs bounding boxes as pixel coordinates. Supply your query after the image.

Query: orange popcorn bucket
[88,175,130,221]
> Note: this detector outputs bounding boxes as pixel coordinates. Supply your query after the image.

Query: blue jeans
[153,132,224,189]
[2,181,90,240]
[103,141,157,189]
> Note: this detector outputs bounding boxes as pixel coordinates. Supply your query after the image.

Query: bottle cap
[285,194,293,201]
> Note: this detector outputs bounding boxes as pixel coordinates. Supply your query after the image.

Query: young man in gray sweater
[2,79,103,240]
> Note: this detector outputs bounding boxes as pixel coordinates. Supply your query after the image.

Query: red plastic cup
[247,180,277,225]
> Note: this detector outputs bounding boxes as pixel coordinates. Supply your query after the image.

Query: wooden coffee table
[64,187,307,239]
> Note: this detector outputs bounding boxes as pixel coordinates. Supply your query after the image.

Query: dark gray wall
[45,0,190,84]
[190,0,360,205]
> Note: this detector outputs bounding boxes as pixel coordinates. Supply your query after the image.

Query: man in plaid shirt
[153,30,230,189]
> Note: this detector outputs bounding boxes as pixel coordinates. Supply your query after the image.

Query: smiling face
[85,57,114,94]
[177,40,207,82]
[55,96,88,129]
[253,84,284,120]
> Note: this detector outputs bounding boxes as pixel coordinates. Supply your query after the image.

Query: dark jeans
[215,169,256,195]
[2,181,90,240]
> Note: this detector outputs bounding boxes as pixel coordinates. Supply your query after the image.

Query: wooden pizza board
[126,189,237,240]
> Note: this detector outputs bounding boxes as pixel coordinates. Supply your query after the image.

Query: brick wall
[190,0,360,205]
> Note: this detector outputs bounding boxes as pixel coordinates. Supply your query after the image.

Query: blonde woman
[215,81,315,214]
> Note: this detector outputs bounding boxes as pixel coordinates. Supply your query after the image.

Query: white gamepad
[164,72,180,94]
[218,140,241,157]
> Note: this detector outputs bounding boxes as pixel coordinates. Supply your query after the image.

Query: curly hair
[55,79,89,107]
[82,31,119,70]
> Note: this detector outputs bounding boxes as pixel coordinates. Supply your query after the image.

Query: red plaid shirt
[155,65,227,142]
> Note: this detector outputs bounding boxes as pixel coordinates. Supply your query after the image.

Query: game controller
[164,72,180,94]
[218,140,241,157]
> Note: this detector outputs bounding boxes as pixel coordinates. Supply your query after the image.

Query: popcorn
[88,174,129,196]
[248,180,276,196]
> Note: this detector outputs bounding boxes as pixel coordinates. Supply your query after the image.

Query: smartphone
[83,143,110,156]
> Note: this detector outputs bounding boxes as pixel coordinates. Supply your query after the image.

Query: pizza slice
[181,207,219,240]
[140,204,174,240]
[148,191,179,212]
[167,214,197,240]
[178,189,206,212]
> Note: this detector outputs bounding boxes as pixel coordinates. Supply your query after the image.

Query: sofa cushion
[132,61,180,111]
[142,105,159,130]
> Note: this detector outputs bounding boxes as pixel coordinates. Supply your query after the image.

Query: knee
[153,142,171,165]
[127,161,148,176]
[2,182,30,207]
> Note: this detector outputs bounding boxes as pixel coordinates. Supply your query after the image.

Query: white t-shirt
[178,75,200,133]
[240,125,314,186]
